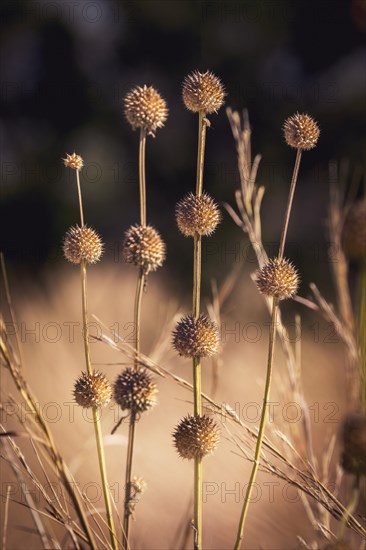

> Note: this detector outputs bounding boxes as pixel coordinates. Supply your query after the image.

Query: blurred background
[1,1,365,548]
[1,0,365,290]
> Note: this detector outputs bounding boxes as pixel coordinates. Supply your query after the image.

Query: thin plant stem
[234,297,278,549]
[139,128,147,227]
[235,148,304,549]
[192,109,207,550]
[278,148,302,259]
[76,170,85,227]
[337,475,360,541]
[76,176,118,550]
[122,128,148,550]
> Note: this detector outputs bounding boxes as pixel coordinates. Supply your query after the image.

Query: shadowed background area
[1,0,366,549]
[1,0,365,288]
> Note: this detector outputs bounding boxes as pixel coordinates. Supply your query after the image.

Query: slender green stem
[192,110,207,550]
[139,128,147,227]
[80,260,118,550]
[234,297,278,549]
[337,475,360,541]
[122,128,148,550]
[76,169,85,227]
[278,148,302,260]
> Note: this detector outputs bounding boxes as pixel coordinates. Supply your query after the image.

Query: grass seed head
[63,225,103,265]
[173,414,220,460]
[124,85,168,135]
[74,371,112,408]
[114,367,157,414]
[342,199,366,261]
[122,224,166,275]
[63,152,84,171]
[173,314,220,358]
[182,70,225,114]
[176,192,221,237]
[256,257,299,300]
[341,414,366,476]
[283,113,320,150]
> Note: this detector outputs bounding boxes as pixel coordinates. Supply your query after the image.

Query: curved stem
[139,128,147,227]
[278,148,302,260]
[80,259,118,550]
[234,297,278,549]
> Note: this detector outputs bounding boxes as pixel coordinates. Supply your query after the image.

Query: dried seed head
[122,224,166,275]
[182,70,225,114]
[114,367,157,414]
[74,371,112,408]
[341,414,366,476]
[124,85,168,135]
[173,314,220,358]
[176,192,221,237]
[63,152,84,171]
[283,113,320,150]
[173,414,220,460]
[63,225,103,264]
[342,200,366,261]
[256,257,299,300]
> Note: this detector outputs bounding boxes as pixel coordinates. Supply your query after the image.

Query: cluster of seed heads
[182,70,225,114]
[283,113,320,150]
[122,224,166,275]
[63,152,84,171]
[114,367,157,414]
[176,192,221,237]
[341,199,366,261]
[124,85,168,135]
[255,257,299,300]
[74,371,112,409]
[173,314,220,358]
[341,414,366,476]
[173,414,220,460]
[63,225,103,265]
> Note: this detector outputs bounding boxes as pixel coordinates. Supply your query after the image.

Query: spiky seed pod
[63,152,84,171]
[182,70,225,114]
[176,192,221,237]
[63,225,103,265]
[124,85,168,135]
[283,113,320,150]
[172,314,220,358]
[113,367,157,414]
[342,200,366,261]
[122,224,166,275]
[341,414,366,476]
[173,414,220,460]
[74,371,112,408]
[255,257,299,300]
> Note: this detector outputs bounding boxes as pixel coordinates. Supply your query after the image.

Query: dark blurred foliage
[1,0,365,296]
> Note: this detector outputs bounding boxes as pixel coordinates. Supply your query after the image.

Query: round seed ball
[342,200,366,261]
[114,367,157,414]
[255,257,299,300]
[63,225,103,265]
[173,414,220,460]
[124,85,168,135]
[283,113,320,150]
[74,371,112,409]
[63,152,84,171]
[341,414,366,476]
[122,224,166,275]
[172,314,220,358]
[182,70,225,114]
[176,192,221,237]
